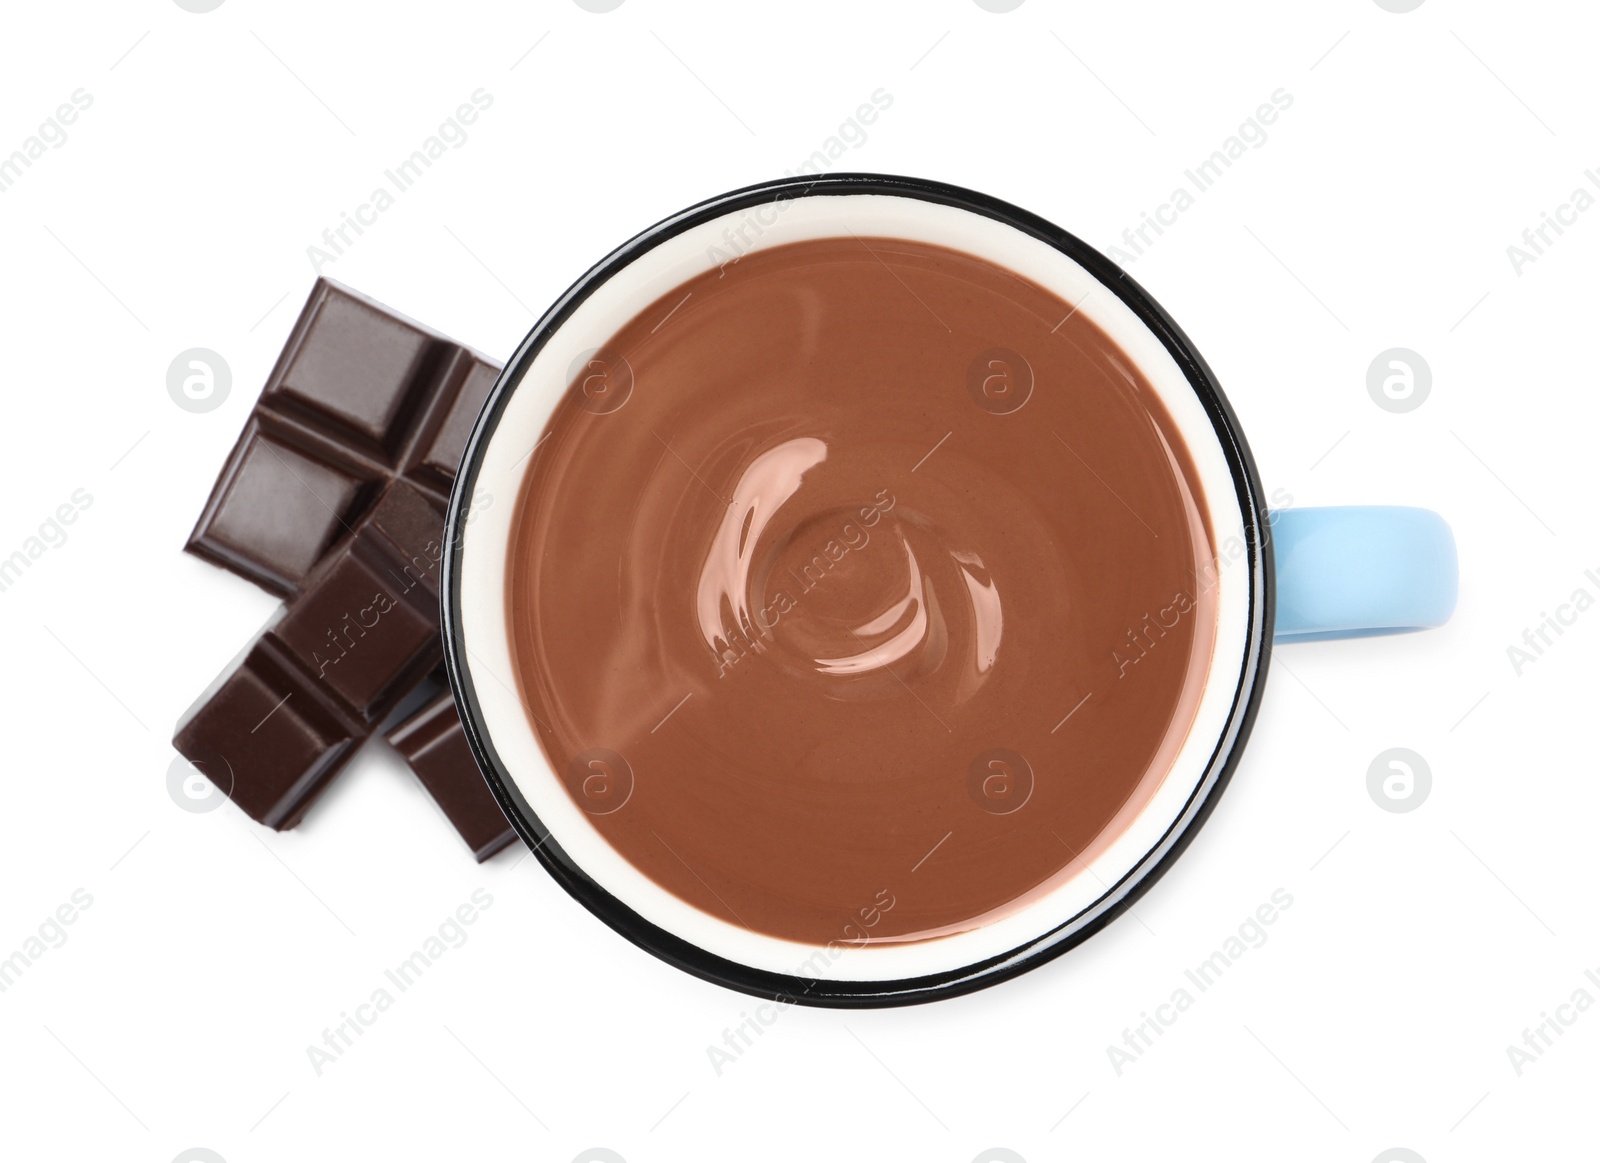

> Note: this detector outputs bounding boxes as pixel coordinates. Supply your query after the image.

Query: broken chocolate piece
[185,279,499,597]
[387,690,518,862]
[174,481,447,829]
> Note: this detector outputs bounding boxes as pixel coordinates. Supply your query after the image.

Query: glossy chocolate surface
[504,236,1219,946]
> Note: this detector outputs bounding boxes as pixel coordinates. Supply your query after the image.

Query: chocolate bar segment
[175,636,363,829]
[174,481,448,829]
[410,355,502,493]
[192,419,377,595]
[186,279,499,598]
[265,287,441,456]
[387,690,518,862]
[272,498,444,718]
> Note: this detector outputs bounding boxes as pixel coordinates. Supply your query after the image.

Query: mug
[441,174,1457,1006]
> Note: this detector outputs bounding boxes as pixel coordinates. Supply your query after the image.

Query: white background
[0,1,1595,1161]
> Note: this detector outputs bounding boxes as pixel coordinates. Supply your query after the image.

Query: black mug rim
[441,172,1275,1008]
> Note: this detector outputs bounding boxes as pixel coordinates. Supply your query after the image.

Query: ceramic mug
[441,174,1457,1006]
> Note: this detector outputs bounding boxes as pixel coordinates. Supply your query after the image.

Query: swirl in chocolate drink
[506,235,1217,946]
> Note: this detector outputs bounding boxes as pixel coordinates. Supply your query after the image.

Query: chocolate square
[266,287,445,459]
[273,553,440,721]
[174,639,362,830]
[387,689,518,862]
[409,353,501,492]
[188,420,374,595]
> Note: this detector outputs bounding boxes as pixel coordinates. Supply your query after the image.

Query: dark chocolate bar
[174,480,447,829]
[386,689,518,861]
[185,279,499,598]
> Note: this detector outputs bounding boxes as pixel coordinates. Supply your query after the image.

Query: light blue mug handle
[1271,506,1458,643]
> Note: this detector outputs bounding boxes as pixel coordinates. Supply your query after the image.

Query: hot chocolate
[505,234,1217,946]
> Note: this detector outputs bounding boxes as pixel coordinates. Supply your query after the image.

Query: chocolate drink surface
[506,236,1218,946]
